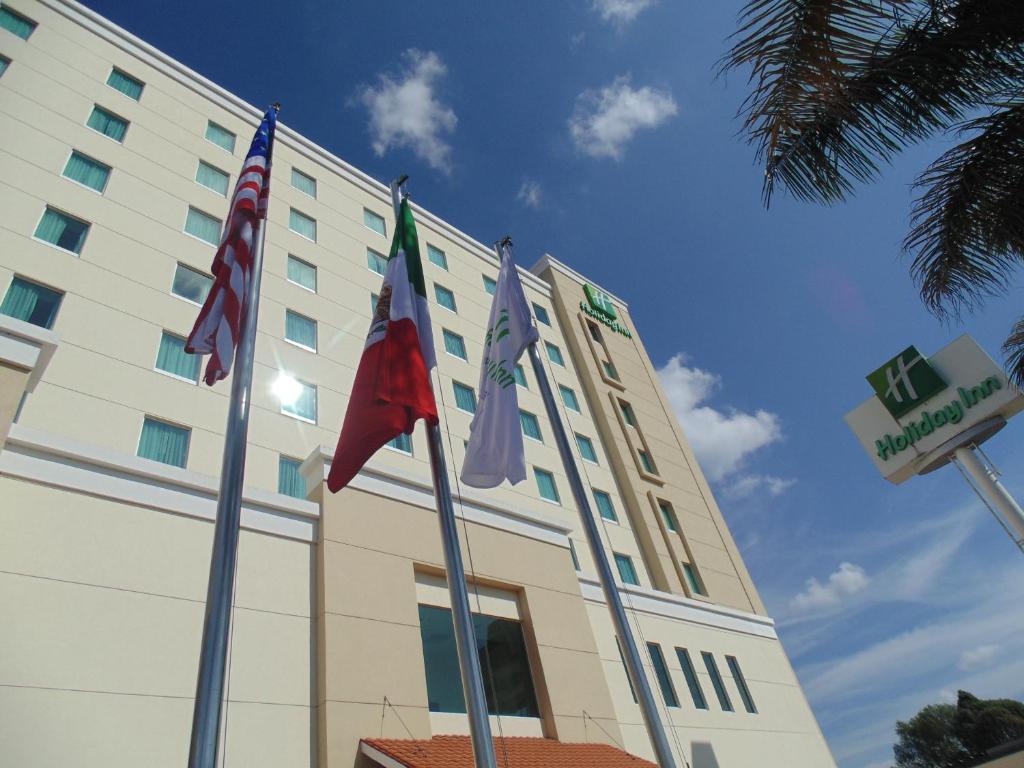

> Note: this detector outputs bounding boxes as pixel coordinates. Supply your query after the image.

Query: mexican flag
[327,197,437,492]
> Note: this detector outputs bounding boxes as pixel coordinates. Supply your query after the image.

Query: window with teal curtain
[289,208,316,241]
[35,208,89,254]
[184,207,222,246]
[658,500,678,532]
[427,244,448,270]
[442,330,466,360]
[1,277,62,328]
[619,399,637,426]
[63,151,111,192]
[171,263,212,304]
[675,648,709,709]
[287,255,316,291]
[452,382,476,413]
[291,168,316,197]
[593,489,617,521]
[363,208,386,236]
[602,360,620,380]
[519,410,541,441]
[367,249,387,275]
[639,449,657,474]
[282,380,316,422]
[155,332,200,382]
[559,385,580,412]
[482,275,496,295]
[106,68,144,100]
[534,468,559,503]
[285,310,317,351]
[647,643,680,707]
[0,6,36,38]
[0,56,10,77]
[196,161,229,196]
[137,417,190,468]
[87,106,128,142]
[514,364,527,387]
[205,121,235,152]
[532,303,551,326]
[576,434,598,463]
[388,433,412,453]
[545,341,564,366]
[434,284,456,312]
[683,563,706,596]
[614,553,639,585]
[278,456,306,498]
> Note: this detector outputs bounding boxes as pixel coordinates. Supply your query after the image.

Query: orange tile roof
[361,735,657,768]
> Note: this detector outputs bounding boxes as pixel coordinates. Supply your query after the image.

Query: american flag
[186,106,277,385]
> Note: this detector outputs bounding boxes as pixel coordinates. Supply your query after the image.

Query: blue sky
[86,1,1024,765]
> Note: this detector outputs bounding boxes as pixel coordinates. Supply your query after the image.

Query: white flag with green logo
[461,244,540,488]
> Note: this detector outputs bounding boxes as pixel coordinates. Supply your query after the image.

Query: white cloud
[723,474,796,501]
[359,50,457,173]
[656,354,782,481]
[517,179,542,209]
[591,0,655,25]
[790,562,870,613]
[569,76,677,160]
[958,644,999,671]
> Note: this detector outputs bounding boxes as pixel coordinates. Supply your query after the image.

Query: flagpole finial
[394,174,409,188]
[271,102,281,112]
[497,235,513,250]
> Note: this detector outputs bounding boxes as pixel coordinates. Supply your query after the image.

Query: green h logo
[866,346,947,419]
[584,284,616,320]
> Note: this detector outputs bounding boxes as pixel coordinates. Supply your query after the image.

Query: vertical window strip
[675,648,708,709]
[617,638,638,703]
[568,539,581,571]
[647,643,679,707]
[726,656,757,713]
[1,277,62,328]
[683,563,706,596]
[658,500,678,532]
[702,652,734,712]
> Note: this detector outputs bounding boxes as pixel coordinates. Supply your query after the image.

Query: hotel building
[0,1,835,766]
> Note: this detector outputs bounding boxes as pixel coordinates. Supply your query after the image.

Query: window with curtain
[289,208,316,241]
[559,385,580,412]
[442,330,467,360]
[195,161,229,196]
[545,341,564,366]
[1,277,63,328]
[614,553,639,585]
[519,410,542,441]
[184,207,222,246]
[576,434,598,463]
[452,382,476,413]
[171,263,212,304]
[285,310,317,351]
[602,360,620,380]
[367,249,387,275]
[702,652,734,712]
[647,643,680,707]
[0,56,9,77]
[675,648,708,709]
[658,500,678,532]
[427,244,448,270]
[434,284,456,312]
[371,292,379,314]
[287,255,316,291]
[726,656,758,713]
[87,106,128,142]
[482,275,496,295]
[0,6,36,38]
[63,151,111,193]
[593,489,617,522]
[363,208,386,236]
[205,121,235,152]
[291,168,316,197]
[534,468,559,503]
[387,433,412,453]
[35,207,90,254]
[514,364,527,387]
[137,417,190,468]
[619,399,638,426]
[155,332,200,382]
[683,563,706,596]
[282,380,316,422]
[278,456,306,499]
[106,68,144,100]
[639,449,657,475]
[532,303,551,326]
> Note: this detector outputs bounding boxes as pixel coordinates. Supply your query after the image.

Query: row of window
[643,643,758,715]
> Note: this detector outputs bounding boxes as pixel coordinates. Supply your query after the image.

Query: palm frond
[905,101,1024,316]
[1003,315,1024,389]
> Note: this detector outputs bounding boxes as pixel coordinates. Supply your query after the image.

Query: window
[617,638,638,703]
[545,341,564,366]
[593,490,617,522]
[106,68,144,100]
[196,161,229,196]
[702,652,734,712]
[137,417,190,468]
[442,329,467,360]
[0,6,35,38]
[559,385,580,412]
[289,208,316,241]
[726,656,757,713]
[364,250,389,278]
[638,449,657,474]
[1,277,62,328]
[285,310,317,351]
[533,303,551,326]
[647,643,679,707]
[371,292,379,314]
[427,244,448,270]
[683,563,706,596]
[576,434,598,463]
[171,263,212,304]
[291,168,316,197]
[63,151,111,193]
[534,467,559,503]
[520,410,542,441]
[205,121,236,153]
[513,364,527,387]
[482,275,497,295]
[0,56,9,77]
[184,207,222,246]
[676,648,708,709]
[387,433,412,453]
[453,382,476,413]
[658,500,677,532]
[418,604,540,717]
[278,456,306,499]
[569,539,581,571]
[87,106,128,142]
[619,400,637,427]
[155,332,200,382]
[434,284,456,312]
[282,379,317,422]
[587,321,603,343]
[602,360,619,380]
[614,553,639,586]
[364,208,386,236]
[287,255,316,292]
[35,207,89,254]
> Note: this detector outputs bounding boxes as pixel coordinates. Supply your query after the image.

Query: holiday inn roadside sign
[845,335,1024,484]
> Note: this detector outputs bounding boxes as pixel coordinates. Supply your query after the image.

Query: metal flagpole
[952,445,1024,550]
[188,215,270,768]
[512,247,679,768]
[390,178,498,768]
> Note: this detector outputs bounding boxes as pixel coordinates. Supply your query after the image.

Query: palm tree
[721,0,1024,384]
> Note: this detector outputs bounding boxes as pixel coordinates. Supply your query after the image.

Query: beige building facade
[0,1,834,766]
